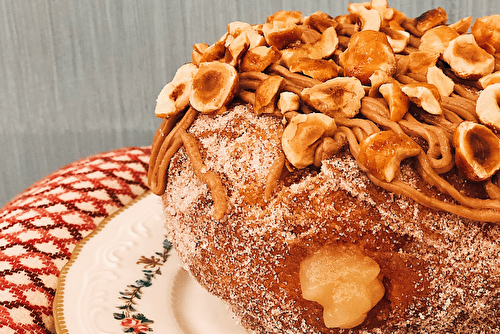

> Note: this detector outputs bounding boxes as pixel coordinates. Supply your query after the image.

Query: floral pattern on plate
[114,239,173,333]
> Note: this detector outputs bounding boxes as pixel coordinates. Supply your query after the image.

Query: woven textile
[0,147,151,334]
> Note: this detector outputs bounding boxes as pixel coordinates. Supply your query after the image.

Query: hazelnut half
[282,113,337,169]
[189,62,239,114]
[426,66,454,97]
[358,130,421,182]
[402,83,442,115]
[289,58,340,82]
[254,75,286,115]
[443,34,495,80]
[475,83,500,133]
[419,25,459,55]
[453,121,500,181]
[155,63,198,118]
[262,21,302,50]
[301,77,365,119]
[379,82,409,122]
[471,15,500,53]
[339,30,396,85]
[240,45,281,72]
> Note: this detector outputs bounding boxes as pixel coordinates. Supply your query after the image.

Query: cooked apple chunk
[300,245,385,329]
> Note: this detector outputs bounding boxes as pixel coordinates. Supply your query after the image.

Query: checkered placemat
[0,147,151,334]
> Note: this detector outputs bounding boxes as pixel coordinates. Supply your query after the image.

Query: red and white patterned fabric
[0,147,151,334]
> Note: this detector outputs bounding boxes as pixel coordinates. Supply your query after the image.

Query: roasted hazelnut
[471,15,500,53]
[277,92,301,113]
[479,72,500,89]
[339,30,396,85]
[407,51,440,75]
[301,77,365,119]
[414,7,448,35]
[190,62,239,114]
[282,113,337,169]
[358,130,421,182]
[419,25,459,55]
[453,121,500,181]
[427,66,454,97]
[262,21,302,50]
[475,82,500,133]
[254,76,286,115]
[289,58,340,82]
[443,34,495,80]
[155,63,198,118]
[267,10,303,25]
[402,83,443,115]
[280,26,339,67]
[379,82,409,122]
[304,11,338,33]
[240,45,281,72]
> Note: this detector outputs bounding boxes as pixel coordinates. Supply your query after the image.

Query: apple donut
[159,104,500,333]
[148,0,500,332]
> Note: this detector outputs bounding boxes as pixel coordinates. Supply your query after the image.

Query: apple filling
[299,245,385,329]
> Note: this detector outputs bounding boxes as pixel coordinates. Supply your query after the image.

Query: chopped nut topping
[227,21,266,49]
[339,30,396,85]
[304,11,338,33]
[301,77,365,118]
[280,26,339,67]
[368,69,396,97]
[407,51,440,75]
[267,10,303,25]
[479,72,500,89]
[427,66,454,97]
[475,83,500,132]
[453,121,500,181]
[359,130,421,182]
[379,82,409,121]
[277,91,300,114]
[255,76,286,115]
[414,7,448,35]
[155,63,198,118]
[151,1,500,226]
[355,6,382,31]
[471,15,500,53]
[262,21,302,50]
[419,25,459,55]
[240,45,281,72]
[190,62,239,114]
[225,32,250,67]
[299,26,322,44]
[443,34,495,80]
[288,58,340,82]
[192,43,209,66]
[381,26,410,53]
[449,16,472,35]
[402,82,443,115]
[282,113,337,169]
[198,33,228,63]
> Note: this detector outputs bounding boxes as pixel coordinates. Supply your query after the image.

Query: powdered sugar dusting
[162,104,500,333]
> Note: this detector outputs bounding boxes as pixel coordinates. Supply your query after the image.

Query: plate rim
[53,190,154,334]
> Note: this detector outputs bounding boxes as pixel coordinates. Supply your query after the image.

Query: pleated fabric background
[1,0,500,207]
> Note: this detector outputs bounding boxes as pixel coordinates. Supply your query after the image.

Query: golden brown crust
[161,104,500,333]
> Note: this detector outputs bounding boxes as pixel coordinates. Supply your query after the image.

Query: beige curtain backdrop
[1,0,499,207]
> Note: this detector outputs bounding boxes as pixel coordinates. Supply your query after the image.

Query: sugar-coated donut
[161,104,500,333]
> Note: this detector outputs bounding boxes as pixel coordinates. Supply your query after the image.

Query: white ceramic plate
[54,191,247,334]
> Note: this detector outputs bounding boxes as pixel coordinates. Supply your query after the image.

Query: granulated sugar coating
[162,105,500,333]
